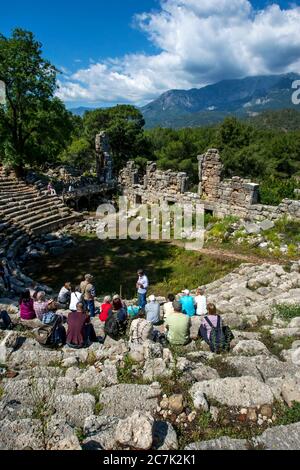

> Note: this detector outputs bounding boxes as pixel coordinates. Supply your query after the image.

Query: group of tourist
[0,267,233,353]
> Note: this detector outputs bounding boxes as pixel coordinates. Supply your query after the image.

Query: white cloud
[57,0,300,106]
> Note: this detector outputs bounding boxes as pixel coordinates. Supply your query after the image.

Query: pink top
[20,299,36,320]
[201,315,220,339]
[33,300,49,320]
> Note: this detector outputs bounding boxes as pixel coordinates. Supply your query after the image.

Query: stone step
[0,194,52,209]
[31,214,81,236]
[0,192,41,203]
[3,202,66,221]
[12,208,68,227]
[26,212,71,231]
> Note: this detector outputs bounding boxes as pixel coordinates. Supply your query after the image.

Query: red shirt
[99,303,112,322]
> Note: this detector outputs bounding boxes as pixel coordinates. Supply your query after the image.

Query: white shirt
[137,275,149,294]
[69,291,83,311]
[194,295,207,316]
[163,301,175,318]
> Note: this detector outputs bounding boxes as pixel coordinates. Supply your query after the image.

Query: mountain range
[141,73,300,128]
[69,73,300,129]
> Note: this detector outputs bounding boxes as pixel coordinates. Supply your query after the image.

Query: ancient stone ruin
[95,131,113,183]
[119,148,300,221]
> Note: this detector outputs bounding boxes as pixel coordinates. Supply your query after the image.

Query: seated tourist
[180,289,196,317]
[41,301,66,347]
[127,300,140,318]
[69,286,83,312]
[0,310,13,330]
[129,310,155,345]
[145,294,161,325]
[199,303,219,344]
[20,290,36,320]
[164,301,190,346]
[99,295,112,322]
[80,274,96,318]
[163,293,175,319]
[111,297,128,331]
[67,302,97,349]
[194,287,207,317]
[58,282,72,308]
[33,291,50,320]
[199,303,233,353]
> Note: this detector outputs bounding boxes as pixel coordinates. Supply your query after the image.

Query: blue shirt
[128,305,140,317]
[145,301,160,324]
[180,296,195,317]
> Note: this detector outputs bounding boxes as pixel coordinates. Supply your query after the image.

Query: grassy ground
[24,233,239,298]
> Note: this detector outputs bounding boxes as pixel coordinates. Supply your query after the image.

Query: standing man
[80,274,96,318]
[136,269,149,309]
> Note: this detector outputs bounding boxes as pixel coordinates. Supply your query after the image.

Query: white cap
[149,294,156,302]
[183,289,190,295]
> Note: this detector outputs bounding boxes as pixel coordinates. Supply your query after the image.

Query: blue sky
[1,0,299,107]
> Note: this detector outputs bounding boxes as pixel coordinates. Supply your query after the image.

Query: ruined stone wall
[118,152,300,222]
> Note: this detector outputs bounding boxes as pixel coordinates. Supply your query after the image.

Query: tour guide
[136,269,149,309]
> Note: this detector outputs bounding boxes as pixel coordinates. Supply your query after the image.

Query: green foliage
[117,355,148,385]
[82,104,150,173]
[0,29,74,169]
[260,177,299,205]
[0,385,3,400]
[273,303,300,320]
[208,356,240,378]
[275,401,300,426]
[75,428,87,444]
[207,216,239,239]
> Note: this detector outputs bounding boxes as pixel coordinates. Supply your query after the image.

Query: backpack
[202,315,234,353]
[104,312,120,340]
[34,316,65,348]
[41,311,57,325]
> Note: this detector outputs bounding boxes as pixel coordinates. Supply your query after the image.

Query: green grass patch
[207,356,241,378]
[24,234,239,298]
[117,355,149,385]
[274,401,300,426]
[259,330,295,358]
[273,303,300,320]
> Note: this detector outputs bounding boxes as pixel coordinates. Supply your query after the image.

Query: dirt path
[172,240,285,265]
[198,247,283,265]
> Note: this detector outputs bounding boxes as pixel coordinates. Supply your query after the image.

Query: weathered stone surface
[115,411,154,450]
[54,393,95,427]
[98,383,161,419]
[83,415,119,450]
[232,340,270,356]
[185,437,248,450]
[2,377,76,406]
[0,418,81,450]
[190,376,274,408]
[76,363,118,391]
[9,349,63,368]
[281,377,300,407]
[176,357,219,382]
[153,421,178,450]
[255,422,300,450]
[143,358,172,381]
